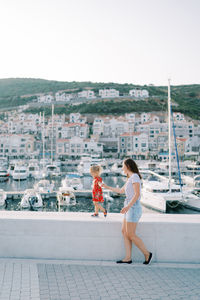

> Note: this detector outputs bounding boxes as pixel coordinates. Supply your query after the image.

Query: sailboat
[141,79,199,212]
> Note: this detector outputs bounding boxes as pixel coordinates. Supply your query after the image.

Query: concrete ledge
[0,211,200,263]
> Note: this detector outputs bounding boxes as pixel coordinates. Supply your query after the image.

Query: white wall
[0,212,199,263]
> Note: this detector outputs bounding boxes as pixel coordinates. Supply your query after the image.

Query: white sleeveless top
[124,173,141,207]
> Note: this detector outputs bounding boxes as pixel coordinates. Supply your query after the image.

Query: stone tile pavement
[0,259,199,300]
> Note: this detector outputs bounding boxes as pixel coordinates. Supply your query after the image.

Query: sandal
[91,213,99,217]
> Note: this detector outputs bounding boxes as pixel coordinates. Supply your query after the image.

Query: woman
[102,158,152,264]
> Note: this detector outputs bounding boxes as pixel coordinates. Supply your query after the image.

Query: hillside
[0,78,199,119]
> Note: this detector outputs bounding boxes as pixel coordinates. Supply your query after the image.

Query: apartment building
[129,89,149,98]
[99,89,119,98]
[56,137,103,158]
[118,132,149,158]
[78,90,95,99]
[0,134,35,158]
[61,123,89,139]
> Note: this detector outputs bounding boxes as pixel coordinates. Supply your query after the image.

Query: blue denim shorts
[124,205,142,223]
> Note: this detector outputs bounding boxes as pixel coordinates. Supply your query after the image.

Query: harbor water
[0,166,199,214]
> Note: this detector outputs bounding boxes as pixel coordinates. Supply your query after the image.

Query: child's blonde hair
[90,165,102,176]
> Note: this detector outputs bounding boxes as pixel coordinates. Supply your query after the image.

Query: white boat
[181,175,194,187]
[8,161,18,177]
[57,187,76,206]
[140,81,184,212]
[0,189,7,206]
[77,155,92,176]
[28,163,42,178]
[34,179,54,194]
[20,189,43,209]
[62,174,83,190]
[111,162,123,175]
[101,167,111,177]
[104,190,114,202]
[186,161,200,172]
[142,177,183,212]
[12,165,29,180]
[45,164,60,177]
[0,167,9,182]
[194,175,200,193]
[0,157,8,169]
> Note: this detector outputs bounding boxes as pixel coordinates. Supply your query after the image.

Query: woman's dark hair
[123,158,142,179]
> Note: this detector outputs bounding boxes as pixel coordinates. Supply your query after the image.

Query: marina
[0,166,199,214]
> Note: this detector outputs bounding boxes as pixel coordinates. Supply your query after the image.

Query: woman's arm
[101,183,126,194]
[120,183,140,214]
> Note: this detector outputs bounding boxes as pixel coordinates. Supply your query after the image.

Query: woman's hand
[120,205,130,214]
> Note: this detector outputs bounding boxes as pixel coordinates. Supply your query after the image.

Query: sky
[0,0,200,85]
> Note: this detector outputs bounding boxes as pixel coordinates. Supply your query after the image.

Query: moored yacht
[34,179,54,194]
[0,167,9,182]
[45,164,60,177]
[77,155,92,176]
[20,189,43,209]
[194,175,200,193]
[62,174,83,190]
[111,162,123,176]
[142,177,183,212]
[12,164,29,180]
[57,186,76,207]
[0,189,7,206]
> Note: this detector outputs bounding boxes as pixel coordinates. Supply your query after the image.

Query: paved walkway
[0,259,199,300]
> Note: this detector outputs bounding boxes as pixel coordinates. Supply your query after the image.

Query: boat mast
[51,104,54,164]
[42,112,45,164]
[168,79,172,192]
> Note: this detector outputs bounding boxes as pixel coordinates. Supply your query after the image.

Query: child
[90,165,107,217]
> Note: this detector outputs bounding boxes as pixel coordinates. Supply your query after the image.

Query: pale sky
[0,0,200,85]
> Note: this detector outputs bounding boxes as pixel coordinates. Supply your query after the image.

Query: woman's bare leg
[122,219,132,261]
[126,222,149,260]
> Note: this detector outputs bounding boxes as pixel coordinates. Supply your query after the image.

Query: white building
[93,117,104,136]
[173,112,185,121]
[140,113,151,124]
[173,121,194,138]
[38,94,54,103]
[69,113,86,124]
[0,134,35,158]
[56,137,103,157]
[118,132,149,158]
[99,89,119,98]
[55,92,73,102]
[61,123,89,139]
[78,90,96,99]
[129,89,149,98]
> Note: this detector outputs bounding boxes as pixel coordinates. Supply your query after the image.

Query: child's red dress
[92,176,104,202]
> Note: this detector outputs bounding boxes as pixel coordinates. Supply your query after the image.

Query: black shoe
[143,252,153,265]
[91,213,99,217]
[116,260,132,264]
